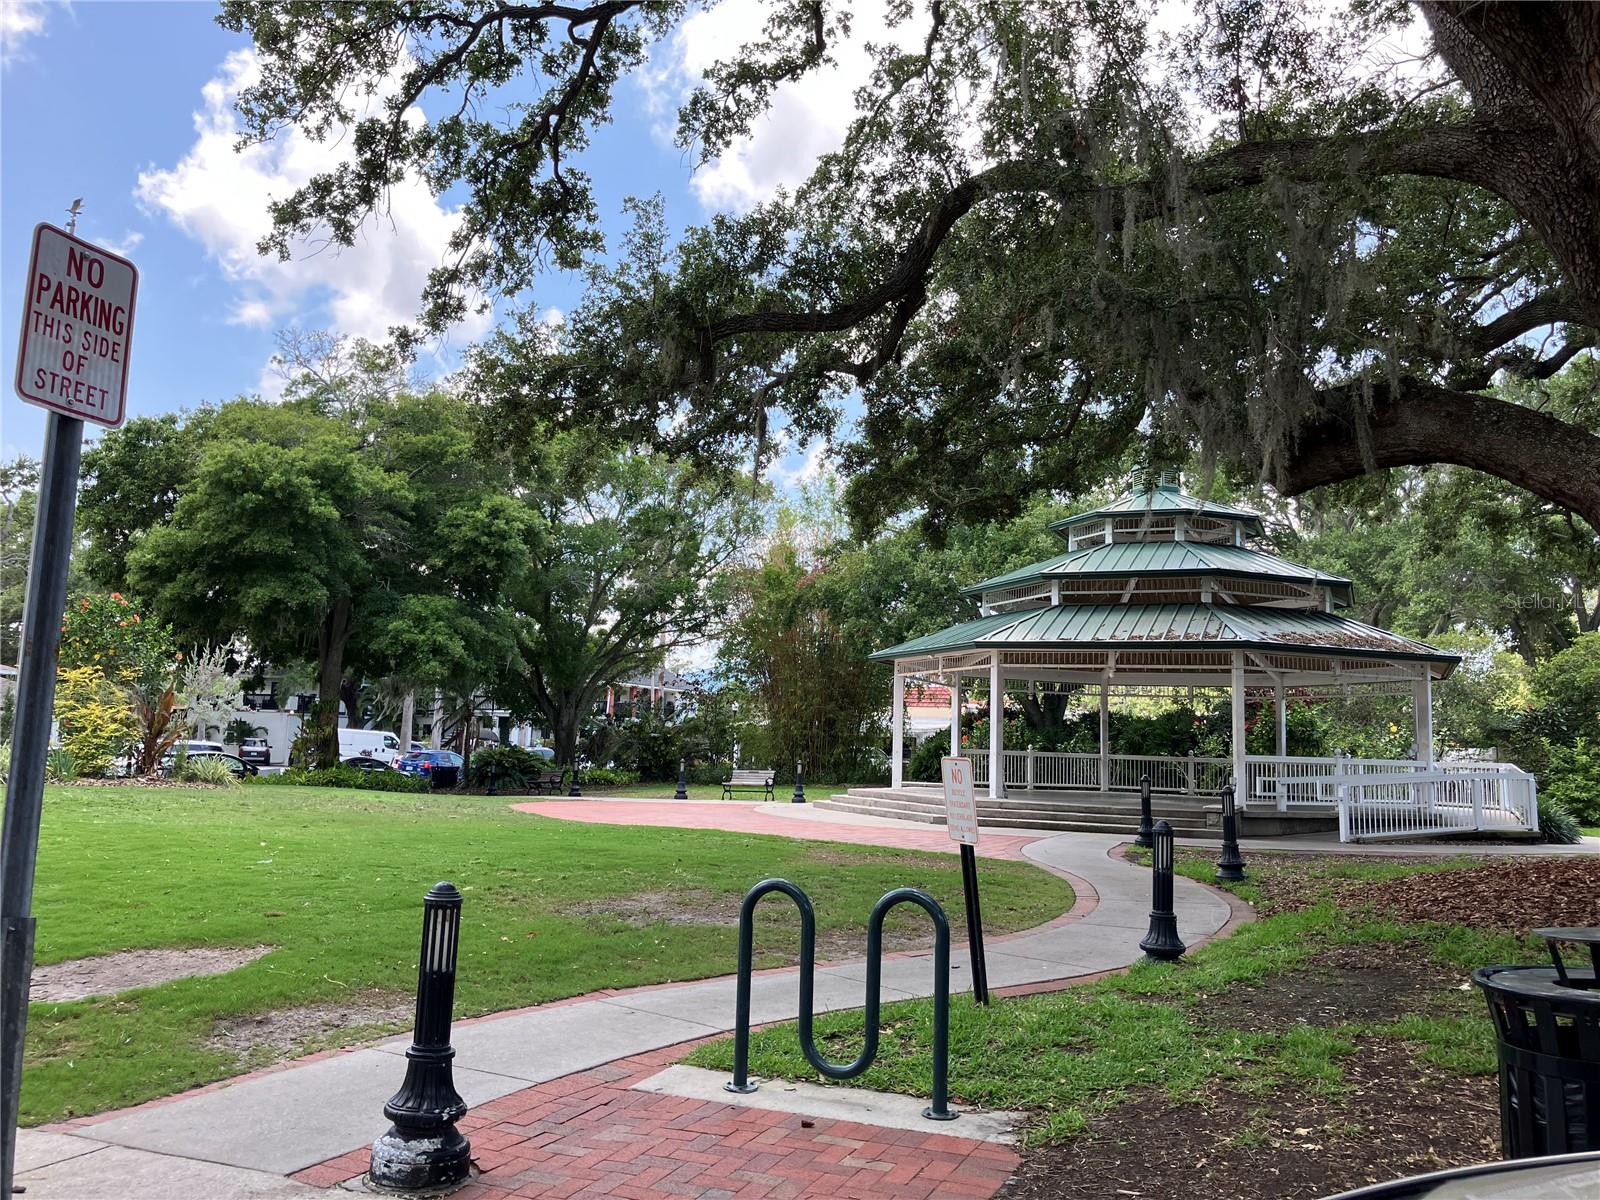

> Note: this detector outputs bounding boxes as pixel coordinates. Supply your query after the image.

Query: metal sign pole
[0,411,84,1197]
[959,842,990,1005]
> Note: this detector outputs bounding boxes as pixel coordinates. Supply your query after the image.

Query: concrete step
[812,795,1212,836]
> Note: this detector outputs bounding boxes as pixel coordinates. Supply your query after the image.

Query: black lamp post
[369,882,471,1193]
[792,759,806,803]
[674,757,689,800]
[1139,821,1186,961]
[1135,773,1154,848]
[1216,782,1246,882]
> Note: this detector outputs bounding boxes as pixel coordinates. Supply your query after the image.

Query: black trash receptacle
[1473,955,1600,1159]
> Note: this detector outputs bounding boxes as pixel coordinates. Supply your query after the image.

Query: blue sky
[2,1,877,482]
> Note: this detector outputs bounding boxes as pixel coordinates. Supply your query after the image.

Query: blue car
[397,749,463,787]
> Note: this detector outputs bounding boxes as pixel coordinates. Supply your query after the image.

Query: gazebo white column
[950,673,962,757]
[891,671,905,789]
[1231,651,1248,795]
[989,657,1005,799]
[1274,681,1287,757]
[1413,669,1435,765]
[1097,680,1110,792]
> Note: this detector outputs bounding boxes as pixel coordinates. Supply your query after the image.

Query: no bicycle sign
[14,223,137,427]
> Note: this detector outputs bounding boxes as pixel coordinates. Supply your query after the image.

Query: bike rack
[724,878,956,1121]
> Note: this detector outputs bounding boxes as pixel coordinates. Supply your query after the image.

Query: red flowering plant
[60,593,185,774]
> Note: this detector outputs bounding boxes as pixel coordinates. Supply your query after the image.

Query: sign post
[2,222,136,1196]
[941,756,989,1005]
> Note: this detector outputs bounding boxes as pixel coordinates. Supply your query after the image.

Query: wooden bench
[722,769,775,802]
[530,770,567,796]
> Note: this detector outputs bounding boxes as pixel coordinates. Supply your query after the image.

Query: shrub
[689,760,733,786]
[908,736,947,782]
[1542,738,1600,825]
[576,766,638,789]
[53,666,136,776]
[45,748,78,782]
[465,745,546,788]
[179,756,241,787]
[1538,795,1583,845]
[251,766,428,793]
[0,741,8,785]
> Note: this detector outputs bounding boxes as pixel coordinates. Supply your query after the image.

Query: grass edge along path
[20,783,1071,1125]
[686,851,1530,1147]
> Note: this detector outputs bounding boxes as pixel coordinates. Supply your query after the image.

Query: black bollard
[674,756,689,800]
[1139,821,1186,961]
[792,759,806,803]
[485,765,497,797]
[568,763,581,797]
[1216,782,1246,882]
[369,883,471,1192]
[1135,773,1154,848]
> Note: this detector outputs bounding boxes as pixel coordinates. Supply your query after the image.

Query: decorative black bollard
[485,765,497,797]
[369,883,471,1193]
[792,759,806,803]
[1135,773,1154,848]
[674,757,689,800]
[1216,783,1246,882]
[567,763,581,797]
[1139,821,1186,961]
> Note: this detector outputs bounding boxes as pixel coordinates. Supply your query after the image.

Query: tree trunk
[313,598,353,769]
[551,699,582,768]
[1279,382,1600,533]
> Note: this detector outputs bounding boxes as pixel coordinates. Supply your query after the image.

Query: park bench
[530,770,567,796]
[722,769,775,802]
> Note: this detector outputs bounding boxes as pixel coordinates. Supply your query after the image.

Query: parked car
[175,740,227,756]
[338,728,402,764]
[160,750,258,778]
[342,755,394,773]
[397,749,463,787]
[529,744,556,761]
[237,736,271,767]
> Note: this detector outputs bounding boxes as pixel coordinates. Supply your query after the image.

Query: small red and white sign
[14,223,137,428]
[941,756,979,845]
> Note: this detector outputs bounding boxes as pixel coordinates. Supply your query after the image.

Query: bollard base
[922,1106,959,1122]
[369,1125,471,1195]
[1215,862,1246,883]
[1139,912,1186,961]
[724,1079,759,1095]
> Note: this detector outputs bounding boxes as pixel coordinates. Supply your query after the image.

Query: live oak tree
[79,387,533,767]
[224,1,1600,532]
[492,437,754,767]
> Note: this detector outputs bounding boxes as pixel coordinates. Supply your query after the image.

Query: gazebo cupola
[871,475,1460,808]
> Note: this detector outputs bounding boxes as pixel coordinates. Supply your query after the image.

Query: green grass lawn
[18,783,1069,1124]
[1583,826,1599,838]
[688,851,1531,1145]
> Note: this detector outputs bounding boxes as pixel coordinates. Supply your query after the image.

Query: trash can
[1472,929,1600,1159]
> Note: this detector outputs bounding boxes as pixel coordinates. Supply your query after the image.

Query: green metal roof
[963,541,1352,603]
[1050,484,1265,534]
[869,603,1458,667]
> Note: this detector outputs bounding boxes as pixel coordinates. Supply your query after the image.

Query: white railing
[970,750,1230,793]
[1331,767,1538,842]
[1244,755,1442,811]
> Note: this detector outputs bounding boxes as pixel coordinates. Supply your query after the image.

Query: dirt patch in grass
[1367,856,1600,934]
[31,945,273,1002]
[1001,1040,1498,1200]
[206,990,413,1064]
[569,889,743,928]
[1197,940,1457,1033]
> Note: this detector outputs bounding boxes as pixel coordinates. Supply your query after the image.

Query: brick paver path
[292,1042,1017,1199]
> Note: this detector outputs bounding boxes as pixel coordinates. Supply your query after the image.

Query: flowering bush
[53,665,137,776]
[60,592,176,694]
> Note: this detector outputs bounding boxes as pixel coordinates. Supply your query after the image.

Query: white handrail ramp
[1306,766,1540,842]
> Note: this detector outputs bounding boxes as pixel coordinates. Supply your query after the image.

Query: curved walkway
[24,801,1236,1198]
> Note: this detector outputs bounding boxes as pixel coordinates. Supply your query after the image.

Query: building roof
[963,541,1352,603]
[1049,483,1265,535]
[869,603,1458,667]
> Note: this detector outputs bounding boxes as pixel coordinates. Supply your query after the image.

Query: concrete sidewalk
[19,807,1233,1197]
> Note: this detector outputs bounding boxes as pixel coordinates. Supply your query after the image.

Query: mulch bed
[998,849,1600,1200]
[1000,1042,1498,1200]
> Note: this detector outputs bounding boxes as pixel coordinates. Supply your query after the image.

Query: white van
[338,728,402,764]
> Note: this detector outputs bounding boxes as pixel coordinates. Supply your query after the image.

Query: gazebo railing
[1327,768,1537,841]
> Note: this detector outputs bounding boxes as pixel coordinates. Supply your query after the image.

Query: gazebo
[848,477,1538,841]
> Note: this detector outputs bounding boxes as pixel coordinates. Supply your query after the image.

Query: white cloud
[90,229,144,258]
[0,0,55,64]
[136,49,491,353]
[647,1,928,213]
[767,439,832,490]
